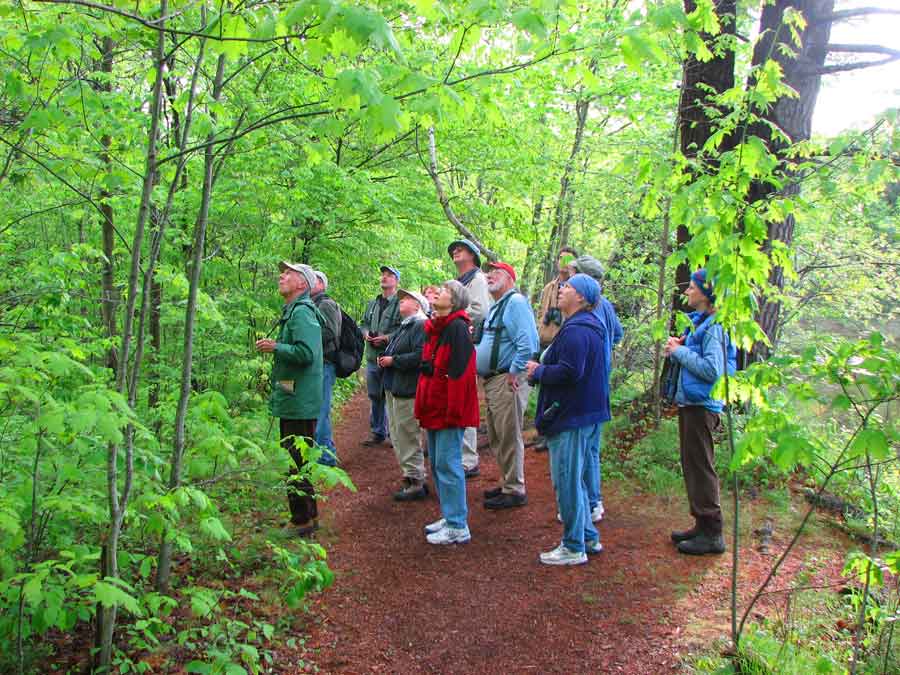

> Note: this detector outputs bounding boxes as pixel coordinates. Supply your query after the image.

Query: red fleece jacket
[414,310,480,430]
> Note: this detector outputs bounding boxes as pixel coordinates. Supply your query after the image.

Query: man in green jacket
[255,261,324,535]
[360,265,403,446]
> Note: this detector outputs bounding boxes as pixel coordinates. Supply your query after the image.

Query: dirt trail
[299,391,845,673]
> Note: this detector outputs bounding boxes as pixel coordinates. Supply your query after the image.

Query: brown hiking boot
[393,478,428,502]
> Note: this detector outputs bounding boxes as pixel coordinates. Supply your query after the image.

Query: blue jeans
[548,424,600,553]
[427,428,467,530]
[366,362,388,439]
[315,362,338,466]
[585,422,606,510]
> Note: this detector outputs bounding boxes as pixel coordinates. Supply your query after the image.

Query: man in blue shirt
[476,262,539,509]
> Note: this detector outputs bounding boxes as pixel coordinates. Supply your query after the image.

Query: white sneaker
[539,543,588,566]
[426,525,471,545]
[557,504,604,523]
[586,539,603,555]
[424,517,447,534]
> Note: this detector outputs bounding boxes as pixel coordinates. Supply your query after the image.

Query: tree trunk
[95,3,167,669]
[156,53,227,595]
[544,65,594,284]
[97,36,118,374]
[673,0,738,312]
[747,0,835,361]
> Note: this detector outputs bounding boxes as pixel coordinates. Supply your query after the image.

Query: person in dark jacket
[378,289,430,501]
[664,268,735,556]
[311,270,342,467]
[415,280,480,545]
[255,261,324,536]
[360,265,403,446]
[526,274,609,565]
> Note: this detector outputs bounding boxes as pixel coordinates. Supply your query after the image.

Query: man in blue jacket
[526,274,609,565]
[664,268,735,555]
[476,262,539,509]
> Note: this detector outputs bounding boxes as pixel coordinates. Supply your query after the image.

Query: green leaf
[850,428,891,461]
[185,661,212,674]
[93,580,143,615]
[511,9,548,40]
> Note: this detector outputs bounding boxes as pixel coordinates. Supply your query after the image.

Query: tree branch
[423,126,497,262]
[814,8,900,26]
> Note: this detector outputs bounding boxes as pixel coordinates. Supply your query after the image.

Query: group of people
[255,238,735,564]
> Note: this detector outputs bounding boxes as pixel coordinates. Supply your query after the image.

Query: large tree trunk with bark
[673,0,738,310]
[747,0,835,361]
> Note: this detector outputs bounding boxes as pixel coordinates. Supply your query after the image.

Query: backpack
[334,309,365,378]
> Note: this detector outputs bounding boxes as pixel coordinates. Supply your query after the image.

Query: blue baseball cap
[379,264,401,280]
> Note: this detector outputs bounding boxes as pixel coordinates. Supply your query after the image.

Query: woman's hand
[525,360,540,379]
[663,335,684,357]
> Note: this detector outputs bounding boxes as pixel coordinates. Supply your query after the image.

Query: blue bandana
[562,273,600,306]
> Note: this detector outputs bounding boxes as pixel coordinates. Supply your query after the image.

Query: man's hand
[371,334,389,347]
[255,338,277,353]
[506,373,519,392]
[377,355,394,368]
[525,360,540,379]
[664,335,684,357]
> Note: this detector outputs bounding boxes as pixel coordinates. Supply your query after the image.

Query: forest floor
[271,390,851,674]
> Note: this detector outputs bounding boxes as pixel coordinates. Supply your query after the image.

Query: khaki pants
[386,392,425,481]
[483,372,530,495]
[461,426,479,470]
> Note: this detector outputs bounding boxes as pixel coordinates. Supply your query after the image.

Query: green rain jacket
[269,292,323,419]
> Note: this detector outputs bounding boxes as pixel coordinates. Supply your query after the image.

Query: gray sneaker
[539,544,587,566]
[586,539,603,555]
[426,525,471,545]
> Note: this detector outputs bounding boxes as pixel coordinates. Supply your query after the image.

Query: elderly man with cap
[476,261,538,509]
[255,261,324,536]
[311,270,342,466]
[526,273,609,565]
[377,288,430,500]
[360,265,403,446]
[447,238,492,478]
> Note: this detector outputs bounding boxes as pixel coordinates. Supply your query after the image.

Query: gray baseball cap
[279,261,317,291]
[396,287,430,314]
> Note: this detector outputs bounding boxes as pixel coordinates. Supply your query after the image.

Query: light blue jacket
[475,290,539,376]
[592,296,623,375]
[672,311,735,413]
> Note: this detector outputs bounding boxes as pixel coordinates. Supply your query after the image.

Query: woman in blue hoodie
[526,274,609,566]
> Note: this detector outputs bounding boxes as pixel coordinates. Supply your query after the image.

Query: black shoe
[533,436,548,453]
[464,465,480,479]
[484,493,528,510]
[362,435,386,447]
[295,519,319,537]
[677,532,725,555]
[670,524,701,543]
[393,478,428,502]
[483,486,503,500]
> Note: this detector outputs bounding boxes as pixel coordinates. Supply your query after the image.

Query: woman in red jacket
[415,280,480,544]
